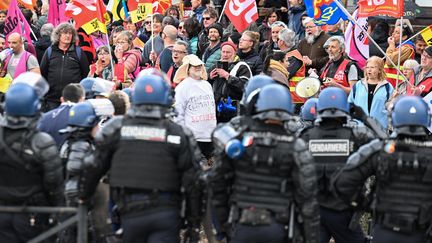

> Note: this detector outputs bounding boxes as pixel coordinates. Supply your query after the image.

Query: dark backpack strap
[76,46,82,60]
[352,82,357,99]
[385,83,390,101]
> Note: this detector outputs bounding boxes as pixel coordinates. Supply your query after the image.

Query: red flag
[65,0,107,34]
[224,0,258,33]
[3,0,35,48]
[358,0,404,18]
[153,0,171,14]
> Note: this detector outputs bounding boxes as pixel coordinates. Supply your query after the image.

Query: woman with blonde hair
[348,56,394,129]
[113,31,142,83]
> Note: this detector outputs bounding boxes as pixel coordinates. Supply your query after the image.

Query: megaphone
[295,77,321,98]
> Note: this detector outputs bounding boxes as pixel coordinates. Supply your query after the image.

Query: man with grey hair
[167,40,189,83]
[40,22,89,112]
[298,17,329,74]
[279,28,308,110]
[320,35,360,94]
[259,21,287,61]
[35,23,54,63]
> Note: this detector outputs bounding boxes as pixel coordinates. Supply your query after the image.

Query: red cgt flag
[224,0,258,33]
[358,0,404,18]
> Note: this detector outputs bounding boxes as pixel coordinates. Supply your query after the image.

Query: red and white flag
[224,0,258,33]
[358,0,404,18]
[65,0,107,34]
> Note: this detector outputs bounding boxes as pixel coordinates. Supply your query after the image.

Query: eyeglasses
[203,17,212,20]
[144,21,151,25]
[240,38,253,42]
[98,52,110,56]
[172,50,187,54]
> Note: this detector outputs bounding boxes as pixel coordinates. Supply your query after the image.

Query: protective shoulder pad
[70,141,93,156]
[345,139,383,170]
[95,116,123,143]
[351,123,380,141]
[293,138,314,165]
[32,132,58,160]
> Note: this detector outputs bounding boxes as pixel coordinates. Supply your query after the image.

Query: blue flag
[304,0,348,26]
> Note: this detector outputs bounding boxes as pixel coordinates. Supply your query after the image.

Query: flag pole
[218,0,229,23]
[333,0,409,83]
[403,26,428,44]
[151,13,154,66]
[395,16,404,90]
[104,33,116,80]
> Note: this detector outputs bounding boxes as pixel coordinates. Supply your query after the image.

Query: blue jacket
[348,79,393,129]
[38,103,74,147]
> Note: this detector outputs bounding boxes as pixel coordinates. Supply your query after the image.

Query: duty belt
[120,192,180,214]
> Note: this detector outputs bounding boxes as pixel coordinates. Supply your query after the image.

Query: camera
[217,61,229,71]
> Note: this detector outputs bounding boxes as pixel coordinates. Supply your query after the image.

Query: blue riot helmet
[254,84,293,121]
[13,72,49,98]
[317,87,349,118]
[80,78,113,99]
[241,75,275,106]
[392,96,430,135]
[240,75,275,115]
[67,99,114,129]
[5,83,40,116]
[5,72,49,117]
[133,74,172,106]
[301,98,318,121]
[80,78,97,99]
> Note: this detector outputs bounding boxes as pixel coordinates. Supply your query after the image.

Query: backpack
[46,46,82,63]
[352,82,391,101]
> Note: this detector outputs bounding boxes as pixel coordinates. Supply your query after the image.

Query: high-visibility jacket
[287,49,306,104]
[384,42,415,87]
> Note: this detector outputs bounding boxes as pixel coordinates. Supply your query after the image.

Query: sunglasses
[203,17,212,20]
[144,21,151,25]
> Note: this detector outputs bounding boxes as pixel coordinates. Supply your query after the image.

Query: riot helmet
[317,87,349,118]
[392,95,430,135]
[5,72,49,117]
[133,74,173,106]
[66,99,114,129]
[301,98,318,121]
[240,75,275,115]
[254,84,293,121]
[80,77,114,99]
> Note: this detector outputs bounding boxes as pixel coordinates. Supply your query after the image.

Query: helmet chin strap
[3,113,40,129]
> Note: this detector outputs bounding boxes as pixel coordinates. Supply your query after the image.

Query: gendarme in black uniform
[333,96,432,243]
[80,74,202,243]
[0,74,63,242]
[298,87,375,243]
[207,84,319,243]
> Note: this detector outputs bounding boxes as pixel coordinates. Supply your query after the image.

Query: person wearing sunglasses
[197,7,218,58]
